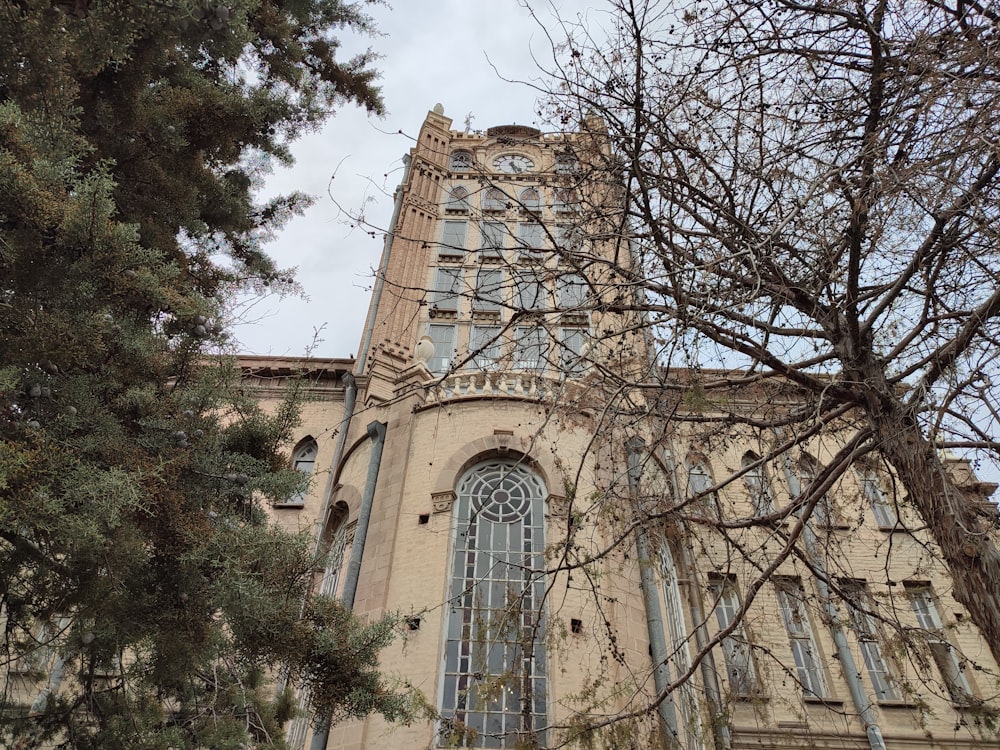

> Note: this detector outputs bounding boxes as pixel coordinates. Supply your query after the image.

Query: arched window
[483,188,508,212]
[555,153,578,174]
[281,438,317,506]
[518,187,540,212]
[686,457,718,513]
[741,451,775,517]
[447,186,471,213]
[659,543,703,748]
[451,151,473,171]
[440,460,547,748]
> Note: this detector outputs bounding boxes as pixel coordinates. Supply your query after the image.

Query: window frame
[906,583,975,703]
[842,580,899,702]
[439,460,549,748]
[775,578,828,699]
[708,575,757,697]
[277,437,318,507]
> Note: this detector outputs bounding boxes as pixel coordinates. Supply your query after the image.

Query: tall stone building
[255,107,1000,750]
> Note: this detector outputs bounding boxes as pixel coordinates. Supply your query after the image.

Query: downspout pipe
[313,372,357,551]
[779,451,886,750]
[627,441,682,750]
[659,448,732,750]
[309,420,387,750]
[356,154,411,377]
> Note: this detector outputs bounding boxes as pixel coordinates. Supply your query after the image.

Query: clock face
[492,154,535,174]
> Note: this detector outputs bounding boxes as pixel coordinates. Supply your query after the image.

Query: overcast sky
[233,1,599,359]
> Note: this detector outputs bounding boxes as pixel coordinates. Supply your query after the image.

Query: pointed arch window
[279,438,317,506]
[440,460,548,748]
[686,458,719,513]
[483,188,508,213]
[518,187,540,213]
[451,151,473,171]
[448,186,471,213]
[742,451,775,517]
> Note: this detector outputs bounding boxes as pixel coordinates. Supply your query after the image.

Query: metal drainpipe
[627,441,683,749]
[356,154,411,377]
[277,372,358,702]
[659,448,733,750]
[778,449,886,750]
[309,420,388,750]
[313,372,357,552]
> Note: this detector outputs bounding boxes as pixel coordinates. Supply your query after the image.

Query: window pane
[442,220,468,251]
[474,269,504,310]
[517,222,543,253]
[514,327,547,371]
[776,580,826,697]
[709,577,755,695]
[440,462,548,748]
[433,268,463,310]
[560,328,587,374]
[470,326,501,370]
[557,273,587,309]
[428,324,456,374]
[481,221,505,258]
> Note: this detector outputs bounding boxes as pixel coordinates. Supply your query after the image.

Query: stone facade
[256,108,1000,750]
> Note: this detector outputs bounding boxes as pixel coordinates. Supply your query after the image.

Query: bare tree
[523,0,1000,668]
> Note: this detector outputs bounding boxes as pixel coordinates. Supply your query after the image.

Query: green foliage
[0,1,398,747]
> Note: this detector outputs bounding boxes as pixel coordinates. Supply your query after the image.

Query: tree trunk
[869,402,1000,665]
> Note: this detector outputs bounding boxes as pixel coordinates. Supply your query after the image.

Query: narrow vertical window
[319,517,354,599]
[442,220,469,253]
[282,438,317,506]
[559,328,587,374]
[742,451,775,517]
[858,468,898,530]
[842,581,898,701]
[686,459,719,513]
[481,221,505,260]
[516,222,543,257]
[428,324,456,374]
[432,268,463,311]
[473,269,504,311]
[557,273,588,310]
[514,327,547,371]
[906,584,974,703]
[470,326,502,370]
[440,461,548,748]
[514,270,545,312]
[661,545,703,747]
[775,578,827,698]
[708,576,756,696]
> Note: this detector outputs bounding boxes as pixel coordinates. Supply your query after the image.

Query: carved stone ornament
[431,490,456,514]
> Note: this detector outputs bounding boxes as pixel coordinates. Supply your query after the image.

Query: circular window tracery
[460,460,544,523]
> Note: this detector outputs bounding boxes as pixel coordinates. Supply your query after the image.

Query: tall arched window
[741,451,775,517]
[686,456,719,514]
[280,438,317,506]
[440,460,548,748]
